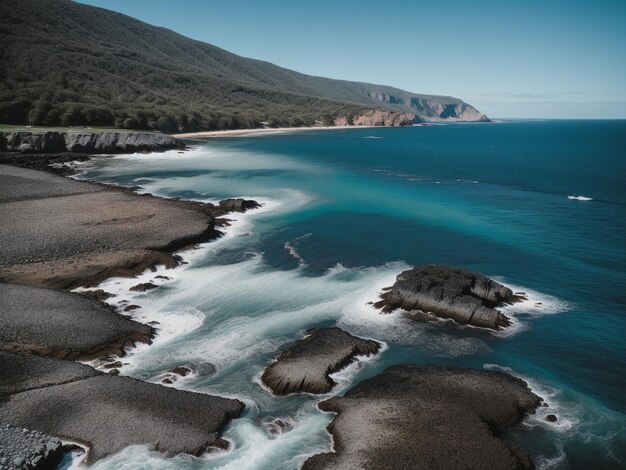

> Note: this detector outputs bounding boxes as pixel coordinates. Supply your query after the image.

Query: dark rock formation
[0,424,64,470]
[374,265,522,330]
[0,351,245,463]
[79,289,114,302]
[334,110,416,127]
[0,283,153,360]
[262,417,295,437]
[129,282,158,292]
[170,366,193,377]
[214,198,262,215]
[303,365,542,470]
[2,131,185,154]
[261,328,380,395]
[0,164,215,289]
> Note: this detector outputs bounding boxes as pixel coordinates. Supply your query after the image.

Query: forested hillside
[0,0,488,132]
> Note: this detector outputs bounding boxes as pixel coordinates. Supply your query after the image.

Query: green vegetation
[0,0,481,133]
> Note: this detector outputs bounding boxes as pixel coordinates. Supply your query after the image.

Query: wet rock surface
[0,283,153,360]
[0,164,259,290]
[261,328,380,395]
[129,282,158,292]
[0,424,63,470]
[303,364,542,470]
[0,351,245,464]
[375,265,522,329]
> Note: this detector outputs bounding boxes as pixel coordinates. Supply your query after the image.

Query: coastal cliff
[0,131,185,154]
[0,0,489,132]
[334,110,417,127]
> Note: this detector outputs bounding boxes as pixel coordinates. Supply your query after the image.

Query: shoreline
[1,140,558,469]
[0,151,260,464]
[172,125,387,139]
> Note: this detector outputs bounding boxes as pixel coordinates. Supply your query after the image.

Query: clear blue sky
[77,0,626,118]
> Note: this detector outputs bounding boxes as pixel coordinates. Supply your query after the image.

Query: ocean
[74,120,626,469]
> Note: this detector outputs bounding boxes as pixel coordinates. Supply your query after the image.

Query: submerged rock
[262,416,295,437]
[303,364,542,470]
[261,328,380,395]
[374,265,521,329]
[170,365,193,377]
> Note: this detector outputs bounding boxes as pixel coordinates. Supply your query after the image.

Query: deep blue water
[82,120,626,469]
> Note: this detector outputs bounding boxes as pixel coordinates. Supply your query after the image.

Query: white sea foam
[492,279,570,336]
[283,233,312,268]
[483,364,579,433]
[567,195,593,201]
[71,142,591,469]
[326,341,388,393]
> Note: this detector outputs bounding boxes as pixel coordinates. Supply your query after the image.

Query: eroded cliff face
[1,131,185,154]
[365,91,489,122]
[335,110,416,127]
[410,99,489,122]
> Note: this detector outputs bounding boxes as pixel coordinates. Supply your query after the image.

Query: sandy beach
[172,125,382,139]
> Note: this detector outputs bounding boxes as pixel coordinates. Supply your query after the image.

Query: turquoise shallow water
[78,120,625,469]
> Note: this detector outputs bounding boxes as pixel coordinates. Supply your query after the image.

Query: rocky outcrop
[374,265,522,330]
[0,282,154,361]
[1,131,185,154]
[363,91,490,122]
[261,328,380,395]
[335,110,416,127]
[0,351,245,463]
[303,364,542,470]
[0,424,64,470]
[409,98,490,122]
[211,198,262,217]
[0,165,212,289]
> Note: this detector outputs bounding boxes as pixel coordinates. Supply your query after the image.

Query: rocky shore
[261,328,380,395]
[0,164,258,289]
[0,130,185,154]
[374,265,523,329]
[0,424,63,470]
[0,152,260,465]
[303,365,542,470]
[0,283,153,360]
[0,352,245,463]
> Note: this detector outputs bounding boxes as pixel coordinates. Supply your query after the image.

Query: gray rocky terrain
[0,424,63,470]
[261,328,380,395]
[303,364,542,470]
[374,265,522,329]
[0,164,258,289]
[0,159,261,465]
[0,351,244,463]
[0,283,153,360]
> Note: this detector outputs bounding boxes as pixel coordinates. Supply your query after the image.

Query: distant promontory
[0,0,488,133]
